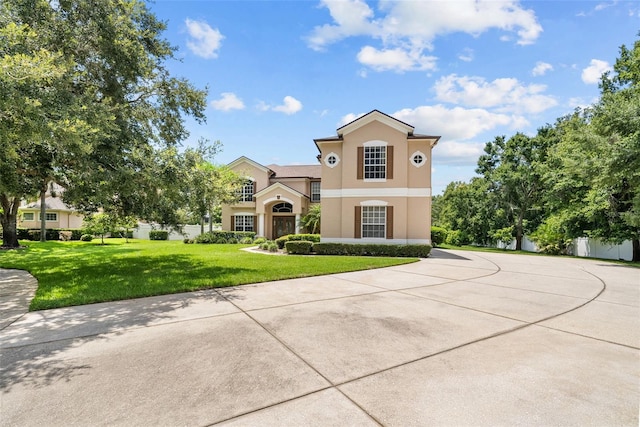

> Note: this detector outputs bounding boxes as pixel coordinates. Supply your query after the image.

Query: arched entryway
[271,202,295,239]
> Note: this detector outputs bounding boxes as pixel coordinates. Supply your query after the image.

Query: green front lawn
[0,239,417,311]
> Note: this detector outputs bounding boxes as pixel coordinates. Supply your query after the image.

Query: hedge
[19,228,85,241]
[195,230,256,244]
[275,234,321,249]
[312,243,432,258]
[285,241,314,255]
[149,230,169,241]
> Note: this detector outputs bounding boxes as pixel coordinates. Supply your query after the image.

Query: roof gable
[337,110,414,137]
[227,156,272,174]
[254,181,307,199]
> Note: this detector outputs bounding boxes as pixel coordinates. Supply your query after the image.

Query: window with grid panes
[310,181,321,202]
[362,206,385,238]
[364,146,386,179]
[239,181,254,202]
[234,215,254,232]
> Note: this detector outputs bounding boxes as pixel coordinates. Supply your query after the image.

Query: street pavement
[0,249,638,426]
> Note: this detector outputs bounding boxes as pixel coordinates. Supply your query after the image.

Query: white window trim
[324,152,340,168]
[363,144,387,181]
[410,150,427,168]
[361,205,386,239]
[234,215,254,232]
[23,212,35,221]
[44,212,58,222]
[310,181,321,202]
[363,140,388,147]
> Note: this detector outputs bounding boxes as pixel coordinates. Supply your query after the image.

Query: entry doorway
[273,216,295,239]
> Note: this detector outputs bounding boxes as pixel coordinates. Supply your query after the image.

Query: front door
[273,216,295,239]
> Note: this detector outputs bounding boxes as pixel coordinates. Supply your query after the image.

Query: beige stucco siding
[231,162,270,192]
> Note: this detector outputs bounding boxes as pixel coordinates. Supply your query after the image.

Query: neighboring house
[315,110,439,244]
[221,157,321,240]
[222,109,439,244]
[19,186,84,230]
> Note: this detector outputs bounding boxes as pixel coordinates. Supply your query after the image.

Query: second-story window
[311,181,321,202]
[239,181,254,202]
[364,146,386,179]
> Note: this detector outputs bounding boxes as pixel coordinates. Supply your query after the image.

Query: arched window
[272,202,293,213]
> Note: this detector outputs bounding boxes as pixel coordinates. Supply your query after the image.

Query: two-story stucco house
[222,110,439,244]
[314,110,439,244]
[221,158,321,240]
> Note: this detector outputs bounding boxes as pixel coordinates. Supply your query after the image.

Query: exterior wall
[318,116,435,244]
[19,211,84,230]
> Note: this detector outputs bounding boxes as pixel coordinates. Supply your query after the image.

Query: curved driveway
[1,249,638,426]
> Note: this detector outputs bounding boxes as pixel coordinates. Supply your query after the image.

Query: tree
[0,14,98,246]
[300,204,321,234]
[433,178,506,246]
[183,142,244,234]
[476,130,555,250]
[1,0,207,247]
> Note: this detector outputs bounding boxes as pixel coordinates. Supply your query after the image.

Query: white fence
[497,236,634,261]
[132,224,214,241]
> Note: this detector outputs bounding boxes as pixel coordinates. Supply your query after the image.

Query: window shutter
[386,146,393,180]
[386,206,393,240]
[357,147,364,180]
[354,206,362,239]
[230,216,235,231]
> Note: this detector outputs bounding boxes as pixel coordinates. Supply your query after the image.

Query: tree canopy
[1,0,208,247]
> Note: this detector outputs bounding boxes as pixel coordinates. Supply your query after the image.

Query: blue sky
[149,0,639,195]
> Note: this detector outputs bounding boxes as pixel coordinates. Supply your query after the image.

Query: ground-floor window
[41,212,57,222]
[22,212,35,221]
[234,215,254,232]
[362,206,386,238]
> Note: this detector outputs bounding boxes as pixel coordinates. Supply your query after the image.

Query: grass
[0,239,417,311]
[436,243,640,267]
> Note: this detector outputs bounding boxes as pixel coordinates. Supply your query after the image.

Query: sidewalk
[0,269,38,330]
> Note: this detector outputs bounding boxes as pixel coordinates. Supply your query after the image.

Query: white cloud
[433,74,557,114]
[307,0,542,72]
[338,112,366,127]
[458,48,474,62]
[259,96,303,115]
[433,140,486,165]
[581,59,612,84]
[392,105,528,141]
[532,61,553,76]
[185,19,224,59]
[210,92,245,111]
[356,46,437,72]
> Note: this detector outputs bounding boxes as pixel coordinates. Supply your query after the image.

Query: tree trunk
[633,238,639,262]
[515,213,524,251]
[39,183,47,242]
[1,195,20,248]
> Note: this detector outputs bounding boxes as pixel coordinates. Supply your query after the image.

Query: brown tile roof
[266,164,321,179]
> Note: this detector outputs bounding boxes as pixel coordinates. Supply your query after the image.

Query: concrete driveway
[1,249,638,426]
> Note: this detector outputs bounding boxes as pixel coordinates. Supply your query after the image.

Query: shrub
[252,237,267,245]
[183,238,195,244]
[491,226,514,248]
[195,231,256,244]
[240,237,254,244]
[59,231,73,241]
[445,230,466,246]
[267,242,278,252]
[285,241,313,255]
[530,217,573,255]
[259,241,270,250]
[149,230,169,241]
[17,228,30,240]
[80,234,93,242]
[313,243,431,258]
[431,226,447,247]
[275,234,321,249]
